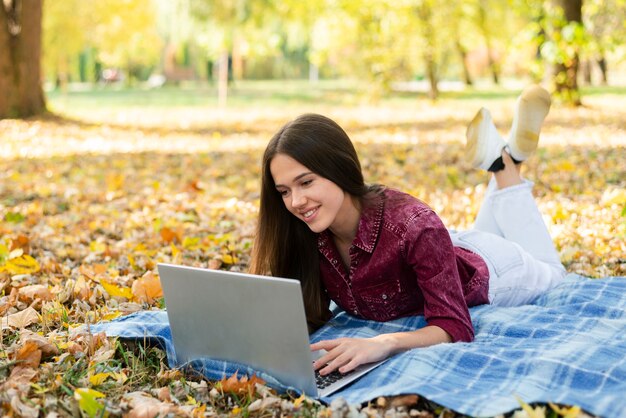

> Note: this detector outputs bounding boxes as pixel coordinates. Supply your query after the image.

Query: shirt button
[332,259,337,265]
[382,293,388,300]
[353,309,358,315]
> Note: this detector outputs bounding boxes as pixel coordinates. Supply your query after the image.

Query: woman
[250,85,566,377]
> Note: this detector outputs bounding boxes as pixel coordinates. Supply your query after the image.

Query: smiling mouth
[302,207,318,220]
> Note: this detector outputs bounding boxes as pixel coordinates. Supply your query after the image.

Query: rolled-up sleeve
[404,209,474,342]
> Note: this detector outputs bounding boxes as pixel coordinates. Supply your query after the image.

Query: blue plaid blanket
[90,274,626,417]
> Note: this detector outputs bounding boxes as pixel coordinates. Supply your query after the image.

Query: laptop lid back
[157,263,317,395]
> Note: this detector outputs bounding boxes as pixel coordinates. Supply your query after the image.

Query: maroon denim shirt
[317,188,489,342]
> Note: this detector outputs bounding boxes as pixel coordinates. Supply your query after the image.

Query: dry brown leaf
[0,286,18,316]
[19,330,59,357]
[13,340,43,368]
[218,372,266,397]
[154,387,172,403]
[18,284,54,303]
[131,271,163,304]
[1,306,40,329]
[208,258,222,270]
[9,235,30,253]
[160,227,181,244]
[74,275,91,301]
[123,392,178,418]
[388,394,420,408]
[2,366,38,391]
[9,390,40,418]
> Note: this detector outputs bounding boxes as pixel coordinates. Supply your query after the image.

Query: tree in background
[91,0,162,85]
[544,0,585,105]
[0,0,45,118]
[43,0,86,90]
[582,0,626,85]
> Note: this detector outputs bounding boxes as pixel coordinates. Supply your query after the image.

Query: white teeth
[304,209,316,218]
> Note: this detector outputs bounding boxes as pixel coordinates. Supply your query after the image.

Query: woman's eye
[302,179,312,186]
[279,190,289,197]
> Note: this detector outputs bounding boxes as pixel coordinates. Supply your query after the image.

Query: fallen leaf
[9,235,30,252]
[131,271,163,304]
[1,306,40,329]
[0,254,40,274]
[2,366,38,390]
[10,392,40,418]
[123,391,178,418]
[18,284,54,303]
[101,280,133,299]
[160,227,181,244]
[217,372,265,397]
[389,394,420,408]
[74,275,91,301]
[19,330,59,357]
[74,388,109,418]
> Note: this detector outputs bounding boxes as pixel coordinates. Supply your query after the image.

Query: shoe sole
[466,108,489,167]
[511,86,551,156]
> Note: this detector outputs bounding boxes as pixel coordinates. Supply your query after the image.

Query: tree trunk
[217,50,229,107]
[582,59,592,85]
[553,0,582,106]
[455,39,473,86]
[416,0,439,100]
[477,0,499,85]
[597,55,608,85]
[0,0,46,119]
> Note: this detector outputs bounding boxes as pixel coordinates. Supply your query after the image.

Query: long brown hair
[250,113,382,331]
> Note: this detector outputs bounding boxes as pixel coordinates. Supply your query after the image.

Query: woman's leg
[475,151,561,266]
[460,89,566,306]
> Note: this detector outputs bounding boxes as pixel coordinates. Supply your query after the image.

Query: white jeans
[449,179,566,306]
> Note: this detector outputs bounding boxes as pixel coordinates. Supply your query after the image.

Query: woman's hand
[310,335,395,375]
[310,326,453,375]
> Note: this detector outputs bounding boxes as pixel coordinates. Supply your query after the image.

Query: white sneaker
[507,85,551,162]
[466,107,506,171]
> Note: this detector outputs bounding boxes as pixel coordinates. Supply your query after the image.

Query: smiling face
[270,153,359,236]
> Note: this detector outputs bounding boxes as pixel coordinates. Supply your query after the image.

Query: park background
[1,0,626,417]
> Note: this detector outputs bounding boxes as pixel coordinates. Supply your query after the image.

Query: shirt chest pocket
[357,280,413,321]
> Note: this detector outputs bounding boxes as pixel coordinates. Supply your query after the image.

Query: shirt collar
[317,194,384,254]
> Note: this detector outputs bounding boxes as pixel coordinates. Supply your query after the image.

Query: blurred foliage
[39,0,626,101]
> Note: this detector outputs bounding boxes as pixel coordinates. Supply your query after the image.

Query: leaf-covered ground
[0,86,624,417]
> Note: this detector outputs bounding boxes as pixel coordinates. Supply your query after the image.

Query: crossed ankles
[466,85,551,172]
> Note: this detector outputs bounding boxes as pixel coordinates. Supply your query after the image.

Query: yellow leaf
[183,236,201,250]
[293,394,307,408]
[101,281,133,299]
[128,254,138,270]
[89,372,127,386]
[0,254,40,274]
[171,243,180,258]
[89,241,107,253]
[548,403,582,418]
[75,388,109,418]
[102,311,123,321]
[221,254,239,265]
[89,372,112,386]
[515,396,546,418]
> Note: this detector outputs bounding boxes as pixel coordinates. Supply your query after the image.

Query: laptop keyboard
[315,369,351,389]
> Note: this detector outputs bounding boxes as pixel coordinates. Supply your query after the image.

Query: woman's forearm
[372,325,453,355]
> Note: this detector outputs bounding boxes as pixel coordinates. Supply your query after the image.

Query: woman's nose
[291,190,306,207]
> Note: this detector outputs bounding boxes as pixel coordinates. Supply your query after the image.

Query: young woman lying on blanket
[250,85,566,376]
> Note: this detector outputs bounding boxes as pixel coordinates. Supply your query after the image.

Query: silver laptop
[157,263,386,397]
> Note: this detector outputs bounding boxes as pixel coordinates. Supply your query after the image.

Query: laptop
[157,263,386,397]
